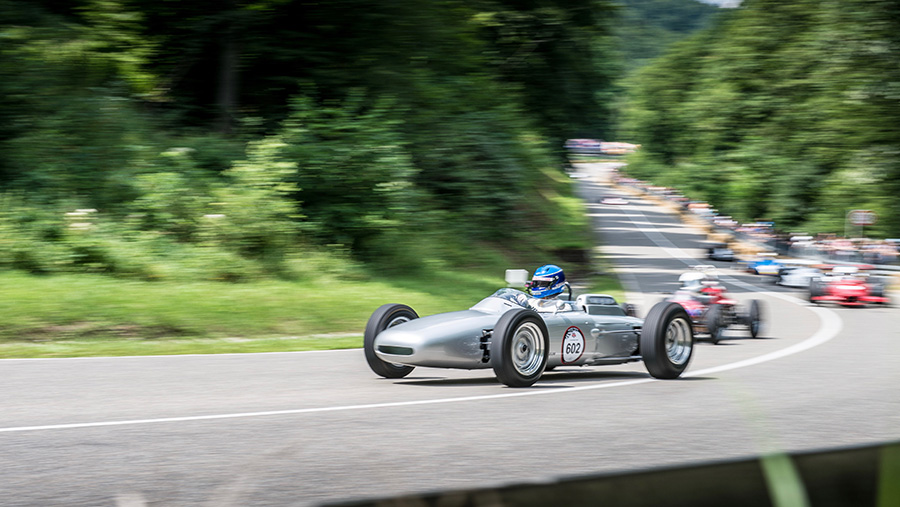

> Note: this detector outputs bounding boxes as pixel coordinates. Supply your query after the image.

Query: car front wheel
[364,304,418,379]
[705,304,725,345]
[491,309,549,387]
[747,299,762,338]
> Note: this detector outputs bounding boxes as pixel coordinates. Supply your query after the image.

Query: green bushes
[0,0,619,285]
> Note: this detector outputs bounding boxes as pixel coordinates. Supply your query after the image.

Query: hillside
[619,0,900,238]
[0,0,620,281]
[614,0,721,70]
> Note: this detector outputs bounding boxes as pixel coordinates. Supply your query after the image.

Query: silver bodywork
[777,267,822,288]
[374,289,643,370]
[708,247,735,262]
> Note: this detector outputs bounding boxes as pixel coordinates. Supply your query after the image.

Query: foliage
[0,0,626,283]
[620,0,900,238]
[473,0,622,144]
[613,0,720,69]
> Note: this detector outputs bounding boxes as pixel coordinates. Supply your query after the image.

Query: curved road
[1,162,898,506]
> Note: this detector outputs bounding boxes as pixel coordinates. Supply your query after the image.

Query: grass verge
[0,262,623,358]
[0,165,625,358]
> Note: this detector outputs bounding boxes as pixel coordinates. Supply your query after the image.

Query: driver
[678,271,718,304]
[526,264,570,310]
[529,264,567,298]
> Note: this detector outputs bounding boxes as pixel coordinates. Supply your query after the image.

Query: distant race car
[775,266,822,288]
[364,272,695,387]
[666,267,762,344]
[809,266,891,307]
[600,197,629,205]
[707,243,735,262]
[745,254,782,276]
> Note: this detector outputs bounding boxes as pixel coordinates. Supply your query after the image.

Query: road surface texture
[1,162,897,506]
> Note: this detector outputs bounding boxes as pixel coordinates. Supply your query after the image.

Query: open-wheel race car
[364,270,694,387]
[743,253,782,277]
[809,266,891,307]
[665,266,762,344]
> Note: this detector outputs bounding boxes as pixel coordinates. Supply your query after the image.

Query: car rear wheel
[491,309,549,387]
[640,302,693,379]
[809,280,823,304]
[364,304,418,379]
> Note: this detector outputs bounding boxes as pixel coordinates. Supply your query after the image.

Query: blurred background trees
[0,0,626,279]
[5,0,895,282]
[619,0,900,238]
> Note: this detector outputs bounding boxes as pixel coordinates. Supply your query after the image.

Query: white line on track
[614,194,825,304]
[0,304,840,434]
[0,192,843,434]
[610,192,844,366]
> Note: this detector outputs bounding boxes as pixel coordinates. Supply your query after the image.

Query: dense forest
[620,0,900,238]
[614,0,718,68]
[0,0,736,283]
[0,0,631,280]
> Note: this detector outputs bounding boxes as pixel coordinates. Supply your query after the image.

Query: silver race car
[364,272,695,387]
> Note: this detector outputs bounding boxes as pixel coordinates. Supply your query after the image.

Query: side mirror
[505,269,530,288]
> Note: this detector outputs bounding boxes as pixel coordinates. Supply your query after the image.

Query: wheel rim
[511,322,545,377]
[385,314,411,368]
[387,315,410,328]
[664,317,692,366]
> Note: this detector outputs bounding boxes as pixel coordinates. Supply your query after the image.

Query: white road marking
[608,190,844,370]
[0,302,840,434]
[613,194,828,306]
[0,190,844,434]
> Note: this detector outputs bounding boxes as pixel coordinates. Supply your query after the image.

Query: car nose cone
[374,310,498,368]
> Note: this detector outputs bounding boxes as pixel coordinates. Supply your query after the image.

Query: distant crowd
[611,168,900,266]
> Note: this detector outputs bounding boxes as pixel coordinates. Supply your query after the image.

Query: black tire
[491,309,549,387]
[809,280,822,304]
[748,300,762,338]
[705,305,725,345]
[640,302,694,379]
[364,304,418,379]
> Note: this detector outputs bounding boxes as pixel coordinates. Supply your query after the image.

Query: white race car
[775,266,823,288]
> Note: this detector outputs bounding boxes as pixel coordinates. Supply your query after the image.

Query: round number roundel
[562,326,585,363]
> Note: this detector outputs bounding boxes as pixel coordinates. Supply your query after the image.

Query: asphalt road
[1,162,898,506]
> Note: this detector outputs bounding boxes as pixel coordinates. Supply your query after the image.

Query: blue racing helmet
[530,264,566,298]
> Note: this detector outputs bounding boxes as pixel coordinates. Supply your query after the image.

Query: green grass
[0,162,623,358]
[0,263,623,358]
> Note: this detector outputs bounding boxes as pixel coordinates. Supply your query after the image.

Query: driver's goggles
[531,278,554,289]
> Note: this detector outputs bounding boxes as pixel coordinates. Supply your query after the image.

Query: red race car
[667,268,762,344]
[809,266,891,307]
